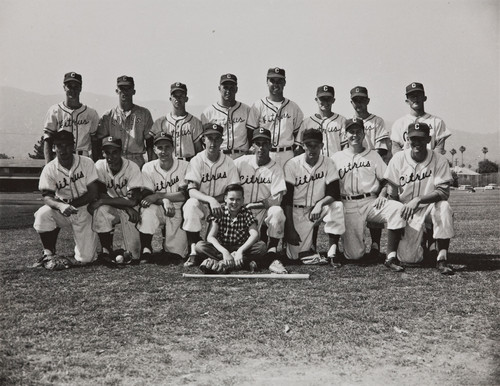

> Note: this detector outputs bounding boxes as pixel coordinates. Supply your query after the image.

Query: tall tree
[450,148,457,166]
[29,136,45,159]
[482,147,488,160]
[477,159,498,174]
[459,146,466,167]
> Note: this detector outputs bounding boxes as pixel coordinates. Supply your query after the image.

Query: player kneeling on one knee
[384,122,455,275]
[195,184,271,274]
[88,137,143,265]
[283,128,345,265]
[331,118,405,269]
[137,132,189,262]
[33,131,99,269]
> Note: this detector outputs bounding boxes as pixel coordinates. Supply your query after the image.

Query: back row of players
[34,68,455,275]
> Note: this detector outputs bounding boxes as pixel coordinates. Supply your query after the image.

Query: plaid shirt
[208,205,257,246]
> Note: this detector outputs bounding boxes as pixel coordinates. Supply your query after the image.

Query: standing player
[182,123,240,266]
[330,118,405,268]
[201,74,251,159]
[247,67,304,166]
[88,137,143,264]
[33,131,99,269]
[137,132,190,261]
[150,82,203,161]
[234,127,288,274]
[43,72,99,163]
[96,76,154,168]
[391,82,451,155]
[296,85,346,157]
[283,129,345,264]
[384,123,455,275]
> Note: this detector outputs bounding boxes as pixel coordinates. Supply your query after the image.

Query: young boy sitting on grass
[195,184,271,274]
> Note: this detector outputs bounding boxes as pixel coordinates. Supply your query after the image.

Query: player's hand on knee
[233,250,244,268]
[309,204,322,222]
[222,251,235,268]
[374,196,387,210]
[401,198,420,221]
[60,203,78,217]
[209,199,223,218]
[125,208,140,223]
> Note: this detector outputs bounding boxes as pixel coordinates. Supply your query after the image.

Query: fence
[457,172,499,187]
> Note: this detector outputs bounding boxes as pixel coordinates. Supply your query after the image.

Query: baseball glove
[199,258,227,274]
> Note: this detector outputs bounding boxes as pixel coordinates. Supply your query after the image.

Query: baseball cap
[317,85,335,98]
[252,128,272,142]
[350,86,369,99]
[52,130,75,144]
[101,136,122,149]
[170,82,187,95]
[202,123,223,137]
[220,73,237,85]
[302,129,323,144]
[117,75,134,87]
[63,72,82,84]
[407,122,430,138]
[405,82,425,95]
[267,67,286,79]
[345,118,365,132]
[153,132,174,145]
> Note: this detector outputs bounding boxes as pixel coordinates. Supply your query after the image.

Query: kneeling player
[137,132,189,261]
[331,118,405,268]
[283,129,345,264]
[384,123,455,275]
[195,184,268,274]
[89,137,143,264]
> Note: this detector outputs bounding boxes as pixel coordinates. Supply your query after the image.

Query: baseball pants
[182,198,211,233]
[286,201,345,260]
[195,240,268,269]
[137,202,188,257]
[343,197,406,260]
[398,201,454,263]
[92,205,141,259]
[33,205,98,263]
[251,205,286,240]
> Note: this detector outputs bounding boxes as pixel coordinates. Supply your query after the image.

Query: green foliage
[477,159,498,174]
[0,153,11,159]
[28,136,45,159]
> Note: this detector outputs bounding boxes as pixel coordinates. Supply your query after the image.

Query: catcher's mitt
[199,258,227,274]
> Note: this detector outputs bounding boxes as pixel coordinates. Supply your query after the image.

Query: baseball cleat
[269,259,288,274]
[33,250,54,268]
[384,257,405,272]
[249,261,259,273]
[437,261,454,275]
[184,254,198,267]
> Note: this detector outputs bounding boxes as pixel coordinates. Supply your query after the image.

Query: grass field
[0,191,499,385]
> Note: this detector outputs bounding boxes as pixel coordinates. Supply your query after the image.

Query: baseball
[115,255,124,264]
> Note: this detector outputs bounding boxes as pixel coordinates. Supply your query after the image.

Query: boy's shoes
[199,258,227,274]
[249,261,258,273]
[269,260,288,274]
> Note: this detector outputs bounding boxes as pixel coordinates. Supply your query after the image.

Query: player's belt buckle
[270,146,293,153]
[342,193,372,201]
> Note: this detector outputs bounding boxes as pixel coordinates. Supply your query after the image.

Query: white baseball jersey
[331,148,386,196]
[384,149,453,204]
[43,103,99,153]
[391,113,451,151]
[357,114,390,151]
[95,157,143,198]
[185,151,240,197]
[247,98,304,149]
[39,155,98,201]
[150,113,203,159]
[96,105,153,154]
[234,155,286,204]
[284,154,339,207]
[201,102,251,152]
[142,158,189,199]
[296,113,347,157]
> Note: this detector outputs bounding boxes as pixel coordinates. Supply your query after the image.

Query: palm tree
[450,148,457,166]
[459,146,466,167]
[482,147,488,160]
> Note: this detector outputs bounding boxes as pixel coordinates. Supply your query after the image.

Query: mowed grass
[0,191,499,385]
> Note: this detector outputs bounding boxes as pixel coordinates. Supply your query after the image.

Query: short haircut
[224,184,243,195]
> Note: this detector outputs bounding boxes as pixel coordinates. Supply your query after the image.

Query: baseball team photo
[1,0,498,385]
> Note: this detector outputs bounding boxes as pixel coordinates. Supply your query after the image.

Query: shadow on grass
[449,253,500,272]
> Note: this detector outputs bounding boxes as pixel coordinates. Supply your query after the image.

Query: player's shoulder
[392,114,412,128]
[123,158,141,173]
[46,102,64,113]
[142,159,157,172]
[234,154,253,168]
[94,158,106,170]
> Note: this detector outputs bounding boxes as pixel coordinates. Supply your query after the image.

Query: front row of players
[33,120,455,275]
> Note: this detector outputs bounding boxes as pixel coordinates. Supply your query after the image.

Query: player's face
[116,85,136,103]
[267,78,286,96]
[315,96,335,112]
[204,134,223,155]
[154,141,174,161]
[253,139,271,161]
[346,127,365,146]
[351,97,369,114]
[63,81,82,100]
[225,190,244,214]
[405,91,427,111]
[170,91,188,109]
[103,147,122,169]
[219,83,238,103]
[303,140,322,163]
[54,141,74,163]
[409,136,430,159]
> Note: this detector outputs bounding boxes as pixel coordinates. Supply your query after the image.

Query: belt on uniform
[75,150,84,155]
[270,146,293,153]
[293,204,307,208]
[341,193,372,201]
[223,149,245,154]
[178,156,192,161]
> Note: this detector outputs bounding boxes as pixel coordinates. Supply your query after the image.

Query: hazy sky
[1,0,498,135]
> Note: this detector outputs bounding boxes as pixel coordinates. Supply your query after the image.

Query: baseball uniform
[93,157,143,259]
[34,155,99,263]
[97,105,153,167]
[138,158,190,257]
[359,114,390,152]
[331,148,405,260]
[234,154,286,240]
[43,103,99,156]
[182,151,240,233]
[384,149,454,263]
[296,113,347,157]
[283,154,345,260]
[150,113,203,160]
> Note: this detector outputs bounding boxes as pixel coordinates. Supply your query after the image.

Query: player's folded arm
[325,179,341,202]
